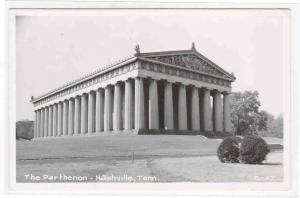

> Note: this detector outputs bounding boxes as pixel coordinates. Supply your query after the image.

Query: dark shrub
[217,136,240,163]
[239,135,270,164]
[16,120,34,140]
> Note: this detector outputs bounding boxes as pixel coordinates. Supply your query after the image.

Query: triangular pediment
[139,50,235,81]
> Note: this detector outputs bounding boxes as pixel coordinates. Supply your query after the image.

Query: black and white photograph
[4,3,298,195]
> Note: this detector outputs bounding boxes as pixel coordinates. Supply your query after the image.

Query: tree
[258,113,283,138]
[272,114,283,138]
[230,91,268,136]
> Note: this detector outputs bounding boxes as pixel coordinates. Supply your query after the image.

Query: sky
[16,9,289,121]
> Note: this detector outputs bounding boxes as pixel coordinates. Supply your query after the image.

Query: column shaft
[135,78,145,130]
[38,110,42,137]
[34,111,37,138]
[191,87,200,131]
[88,92,96,134]
[48,106,53,136]
[44,107,48,137]
[149,79,159,129]
[164,82,174,130]
[53,104,57,136]
[37,110,41,138]
[202,88,213,131]
[95,89,104,132]
[80,94,88,134]
[68,98,74,135]
[62,100,68,136]
[178,84,188,130]
[57,102,63,136]
[125,80,134,130]
[74,96,81,135]
[113,83,122,131]
[223,93,231,133]
[213,91,223,132]
[40,109,44,137]
[104,86,113,131]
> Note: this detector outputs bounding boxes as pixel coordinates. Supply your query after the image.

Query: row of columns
[34,77,231,138]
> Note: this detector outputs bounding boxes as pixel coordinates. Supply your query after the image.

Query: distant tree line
[16,120,34,140]
[230,91,283,138]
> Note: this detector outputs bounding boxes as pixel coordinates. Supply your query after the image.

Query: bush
[217,136,240,163]
[239,135,270,164]
[16,120,34,140]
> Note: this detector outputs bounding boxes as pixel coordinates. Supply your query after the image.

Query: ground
[16,135,283,183]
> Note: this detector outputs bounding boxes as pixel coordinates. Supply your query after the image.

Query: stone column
[149,79,159,129]
[202,88,213,131]
[81,94,88,134]
[95,89,104,132]
[44,107,48,137]
[178,84,188,130]
[104,86,113,131]
[125,80,134,130]
[135,77,145,130]
[38,110,42,137]
[88,92,96,134]
[48,105,53,136]
[36,110,41,138]
[213,90,223,132]
[40,108,44,137]
[53,104,57,136]
[62,100,69,136]
[74,96,81,135]
[191,86,200,131]
[34,111,37,138]
[223,92,231,133]
[164,82,174,130]
[57,102,63,136]
[68,98,74,136]
[113,83,122,131]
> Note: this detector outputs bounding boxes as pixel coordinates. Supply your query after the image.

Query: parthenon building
[31,44,236,139]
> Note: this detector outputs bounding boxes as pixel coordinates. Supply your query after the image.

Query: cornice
[31,56,137,104]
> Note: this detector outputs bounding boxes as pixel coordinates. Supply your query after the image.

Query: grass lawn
[17,135,220,160]
[16,135,283,183]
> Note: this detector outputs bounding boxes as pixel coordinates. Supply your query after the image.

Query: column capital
[178,82,186,87]
[105,84,113,89]
[174,81,188,86]
[211,89,221,95]
[89,90,96,94]
[160,79,174,85]
[135,76,144,80]
[125,77,134,82]
[144,77,158,84]
[222,91,232,95]
[96,87,104,92]
[201,87,211,91]
[149,78,157,82]
[159,78,175,84]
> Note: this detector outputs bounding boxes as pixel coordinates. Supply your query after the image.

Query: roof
[31,44,235,103]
